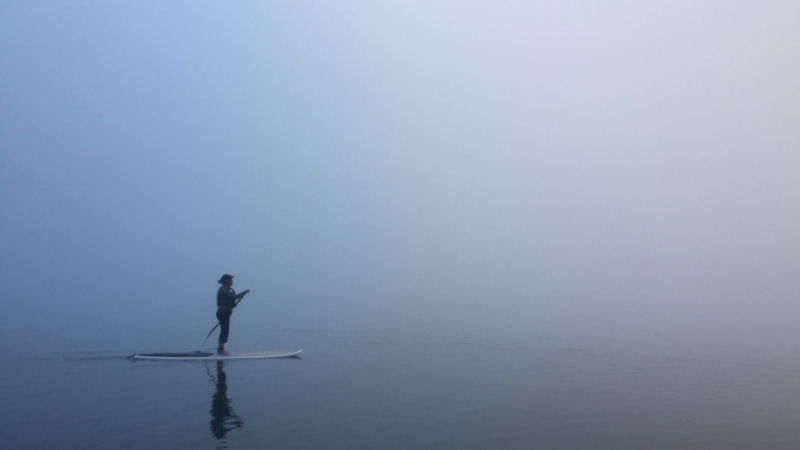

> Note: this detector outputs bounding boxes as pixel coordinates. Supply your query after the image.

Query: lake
[3,329,800,449]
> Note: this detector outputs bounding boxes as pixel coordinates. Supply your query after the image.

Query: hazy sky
[2,1,799,354]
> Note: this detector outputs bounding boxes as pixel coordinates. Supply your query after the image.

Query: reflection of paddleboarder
[209,361,243,443]
[216,274,249,355]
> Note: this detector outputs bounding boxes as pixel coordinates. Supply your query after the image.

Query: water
[3,330,800,449]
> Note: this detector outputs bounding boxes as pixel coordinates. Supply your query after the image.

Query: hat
[218,274,234,284]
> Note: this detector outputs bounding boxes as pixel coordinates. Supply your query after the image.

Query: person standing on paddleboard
[216,274,249,355]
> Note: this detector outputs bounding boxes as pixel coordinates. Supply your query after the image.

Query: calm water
[3,330,800,449]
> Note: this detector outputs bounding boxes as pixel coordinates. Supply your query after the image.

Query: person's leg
[216,311,231,354]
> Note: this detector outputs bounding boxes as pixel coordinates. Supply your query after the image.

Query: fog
[2,1,798,355]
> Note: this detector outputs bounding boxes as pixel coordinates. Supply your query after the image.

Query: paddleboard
[130,350,302,361]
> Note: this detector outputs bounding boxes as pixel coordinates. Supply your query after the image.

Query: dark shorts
[216,311,232,344]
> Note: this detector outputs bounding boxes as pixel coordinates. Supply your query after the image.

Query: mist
[2,1,799,356]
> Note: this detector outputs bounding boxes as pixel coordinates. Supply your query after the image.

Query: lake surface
[3,330,800,449]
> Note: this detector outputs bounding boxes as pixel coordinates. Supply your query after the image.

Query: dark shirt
[217,286,245,314]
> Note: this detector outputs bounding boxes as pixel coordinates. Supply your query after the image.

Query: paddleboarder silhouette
[215,274,250,355]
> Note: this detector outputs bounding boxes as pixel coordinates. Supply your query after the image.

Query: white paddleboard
[130,350,302,361]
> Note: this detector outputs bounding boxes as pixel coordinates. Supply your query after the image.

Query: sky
[1,1,799,354]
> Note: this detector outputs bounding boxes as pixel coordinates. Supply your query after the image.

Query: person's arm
[233,289,250,305]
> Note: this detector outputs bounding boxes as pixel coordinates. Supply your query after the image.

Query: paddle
[203,294,248,347]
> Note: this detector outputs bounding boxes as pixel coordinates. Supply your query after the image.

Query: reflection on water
[208,361,243,448]
[5,335,800,449]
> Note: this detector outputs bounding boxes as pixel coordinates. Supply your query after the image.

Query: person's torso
[217,286,237,313]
